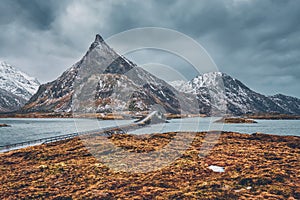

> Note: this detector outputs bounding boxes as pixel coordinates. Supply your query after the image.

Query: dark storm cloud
[0,0,67,29]
[0,0,299,97]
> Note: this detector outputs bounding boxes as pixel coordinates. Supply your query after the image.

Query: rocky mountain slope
[22,35,197,114]
[21,34,299,116]
[0,61,40,112]
[0,88,27,112]
[0,61,40,100]
[269,94,300,114]
[170,72,300,115]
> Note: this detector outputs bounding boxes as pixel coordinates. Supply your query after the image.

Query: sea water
[0,117,299,146]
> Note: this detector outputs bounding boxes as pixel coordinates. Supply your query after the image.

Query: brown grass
[0,132,299,199]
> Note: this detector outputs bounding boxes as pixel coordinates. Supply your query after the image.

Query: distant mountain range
[169,72,300,115]
[0,61,40,112]
[1,34,299,115]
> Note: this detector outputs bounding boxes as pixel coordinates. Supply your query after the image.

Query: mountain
[0,88,27,112]
[269,94,300,114]
[0,61,40,100]
[21,34,299,116]
[170,72,300,115]
[0,61,40,112]
[22,34,196,114]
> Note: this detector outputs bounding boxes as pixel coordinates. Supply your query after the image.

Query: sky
[0,0,299,97]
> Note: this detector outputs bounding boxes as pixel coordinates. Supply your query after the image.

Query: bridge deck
[0,112,159,153]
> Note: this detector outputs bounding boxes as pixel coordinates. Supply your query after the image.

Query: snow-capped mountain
[0,88,27,112]
[269,94,300,114]
[0,61,40,112]
[21,34,299,116]
[0,61,40,100]
[170,72,300,115]
[22,34,197,114]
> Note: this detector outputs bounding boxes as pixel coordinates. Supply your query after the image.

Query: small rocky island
[215,117,257,124]
[0,124,10,127]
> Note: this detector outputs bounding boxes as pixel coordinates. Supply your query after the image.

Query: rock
[0,123,10,127]
[214,117,257,123]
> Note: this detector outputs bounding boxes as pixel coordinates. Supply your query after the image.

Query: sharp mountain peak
[89,34,107,50]
[95,34,104,43]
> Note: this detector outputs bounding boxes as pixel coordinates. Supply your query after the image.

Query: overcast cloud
[0,0,299,97]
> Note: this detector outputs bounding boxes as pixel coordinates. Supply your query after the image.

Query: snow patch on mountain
[269,94,300,114]
[0,61,40,100]
[172,72,300,115]
[0,88,27,112]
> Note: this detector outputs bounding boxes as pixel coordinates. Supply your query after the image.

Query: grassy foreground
[0,131,299,199]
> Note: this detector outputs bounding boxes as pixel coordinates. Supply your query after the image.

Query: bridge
[0,111,166,153]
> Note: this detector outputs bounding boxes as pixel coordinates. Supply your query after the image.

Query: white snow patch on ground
[208,165,225,172]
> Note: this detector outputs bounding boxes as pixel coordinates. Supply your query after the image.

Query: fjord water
[0,117,299,147]
[0,118,134,146]
[128,117,300,136]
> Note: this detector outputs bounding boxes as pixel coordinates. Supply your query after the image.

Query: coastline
[0,131,299,199]
[0,112,207,121]
[1,112,300,120]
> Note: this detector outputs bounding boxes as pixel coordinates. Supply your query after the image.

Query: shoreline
[2,129,299,154]
[0,112,203,120]
[1,112,300,120]
[0,131,299,199]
